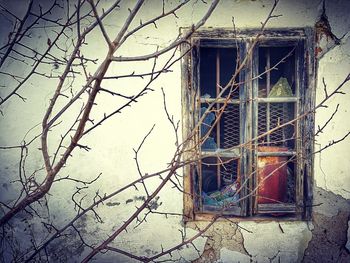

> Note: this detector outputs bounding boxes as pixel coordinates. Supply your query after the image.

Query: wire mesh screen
[220,104,240,149]
[258,103,295,148]
[258,104,268,144]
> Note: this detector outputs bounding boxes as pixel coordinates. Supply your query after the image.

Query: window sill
[185,212,305,223]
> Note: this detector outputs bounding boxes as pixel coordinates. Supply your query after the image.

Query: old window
[181,29,315,220]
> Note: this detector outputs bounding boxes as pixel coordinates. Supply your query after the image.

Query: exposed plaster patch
[313,186,350,217]
[302,211,350,262]
[302,187,350,262]
[188,222,249,263]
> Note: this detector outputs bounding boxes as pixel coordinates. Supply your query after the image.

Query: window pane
[258,103,268,145]
[201,157,240,210]
[257,153,296,205]
[258,102,295,149]
[199,47,239,99]
[200,47,216,99]
[201,157,218,193]
[200,103,240,151]
[258,47,296,98]
[220,103,240,148]
[269,103,295,148]
[200,105,218,151]
[286,160,296,204]
[258,47,267,97]
[270,47,295,89]
[220,48,239,99]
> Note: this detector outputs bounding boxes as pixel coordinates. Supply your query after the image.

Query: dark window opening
[182,29,314,220]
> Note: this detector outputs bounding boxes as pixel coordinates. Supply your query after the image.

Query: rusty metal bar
[216,49,221,189]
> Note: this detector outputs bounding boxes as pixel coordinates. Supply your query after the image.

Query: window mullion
[240,40,254,216]
[252,42,259,215]
[295,40,303,215]
[194,41,203,213]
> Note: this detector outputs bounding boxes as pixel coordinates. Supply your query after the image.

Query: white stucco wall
[0,0,349,262]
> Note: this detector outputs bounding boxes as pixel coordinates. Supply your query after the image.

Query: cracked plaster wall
[0,0,350,262]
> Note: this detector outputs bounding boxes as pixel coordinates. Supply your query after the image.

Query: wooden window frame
[181,28,315,221]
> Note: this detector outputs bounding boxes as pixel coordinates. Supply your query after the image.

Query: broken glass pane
[200,106,217,150]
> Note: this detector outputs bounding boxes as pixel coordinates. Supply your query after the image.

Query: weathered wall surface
[0,0,349,262]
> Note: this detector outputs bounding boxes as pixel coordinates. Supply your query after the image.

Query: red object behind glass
[257,146,288,204]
